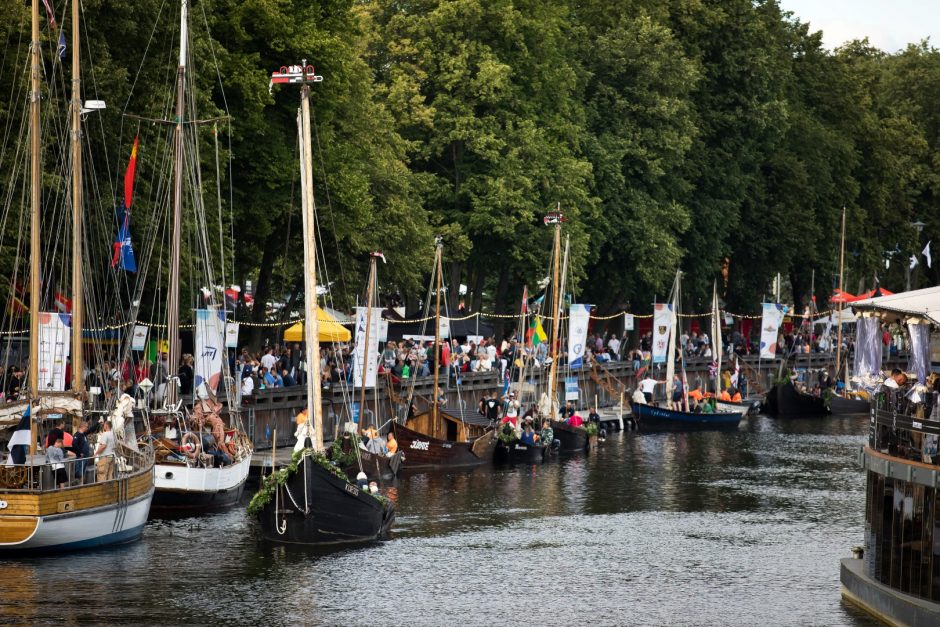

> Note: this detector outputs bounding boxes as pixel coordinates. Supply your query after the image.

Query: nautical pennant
[923,241,932,269]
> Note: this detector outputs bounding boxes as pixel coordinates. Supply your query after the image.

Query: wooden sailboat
[632,272,744,431]
[391,239,495,469]
[252,62,394,544]
[541,212,595,452]
[0,0,154,552]
[148,0,252,514]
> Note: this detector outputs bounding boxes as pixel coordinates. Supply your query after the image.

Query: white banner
[354,307,383,388]
[224,322,239,349]
[438,317,451,340]
[131,324,149,351]
[759,303,786,359]
[567,304,592,368]
[38,312,70,391]
[195,309,225,394]
[378,318,389,343]
[623,313,634,331]
[652,304,673,364]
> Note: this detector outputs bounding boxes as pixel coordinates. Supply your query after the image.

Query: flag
[54,291,71,313]
[521,285,528,314]
[41,0,56,29]
[57,31,66,59]
[527,316,547,347]
[924,241,932,269]
[6,407,32,465]
[910,255,919,270]
[112,137,138,272]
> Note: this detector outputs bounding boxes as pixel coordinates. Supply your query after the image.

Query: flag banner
[194,309,225,395]
[225,322,239,349]
[527,316,548,346]
[623,313,634,331]
[854,316,883,378]
[438,317,450,340]
[378,318,389,343]
[38,312,70,392]
[910,255,919,270]
[652,303,673,364]
[924,241,932,269]
[567,304,592,369]
[112,137,138,272]
[565,376,579,401]
[353,307,383,388]
[53,291,71,313]
[908,321,931,384]
[724,313,734,326]
[41,0,56,29]
[759,303,786,359]
[131,324,149,351]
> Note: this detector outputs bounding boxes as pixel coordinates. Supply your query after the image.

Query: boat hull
[151,455,251,515]
[841,557,940,625]
[0,478,154,554]
[341,451,402,483]
[631,402,743,431]
[764,381,829,416]
[391,423,495,469]
[828,393,870,414]
[550,421,592,452]
[715,398,761,416]
[494,440,549,464]
[256,454,394,545]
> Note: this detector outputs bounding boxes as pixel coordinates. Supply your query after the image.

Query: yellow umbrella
[283,307,351,343]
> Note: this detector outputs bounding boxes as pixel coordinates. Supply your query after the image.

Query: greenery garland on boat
[248,449,355,515]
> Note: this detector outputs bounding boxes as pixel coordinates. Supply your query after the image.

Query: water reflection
[0,414,882,625]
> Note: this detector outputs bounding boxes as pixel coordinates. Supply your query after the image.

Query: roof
[441,408,492,428]
[851,285,940,325]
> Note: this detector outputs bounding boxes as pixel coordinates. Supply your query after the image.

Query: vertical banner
[623,313,634,331]
[854,316,882,378]
[194,309,225,394]
[759,303,786,359]
[907,321,931,384]
[567,304,592,368]
[438,317,451,340]
[651,304,673,364]
[224,322,240,349]
[565,375,579,400]
[354,307,383,388]
[131,324,149,351]
[38,312,70,391]
[378,318,389,343]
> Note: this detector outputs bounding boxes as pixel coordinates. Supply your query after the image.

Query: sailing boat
[540,211,595,453]
[0,0,154,552]
[631,271,745,431]
[147,0,252,514]
[328,252,402,481]
[391,239,496,468]
[494,286,550,464]
[251,62,394,544]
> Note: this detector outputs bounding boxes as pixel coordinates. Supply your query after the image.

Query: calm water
[1,415,883,625]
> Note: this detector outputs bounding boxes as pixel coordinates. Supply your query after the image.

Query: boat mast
[70,0,83,393]
[298,65,323,451]
[546,209,562,414]
[431,238,443,434]
[514,286,528,398]
[166,0,188,406]
[712,280,721,398]
[835,206,846,382]
[665,271,679,403]
[358,254,377,431]
[28,0,40,453]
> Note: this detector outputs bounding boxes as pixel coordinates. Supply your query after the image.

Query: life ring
[181,432,201,459]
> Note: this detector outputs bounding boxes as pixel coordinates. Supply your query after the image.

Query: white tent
[814,307,856,325]
[852,285,940,325]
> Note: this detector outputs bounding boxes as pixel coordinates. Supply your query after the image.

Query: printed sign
[568,304,592,368]
[652,303,673,364]
[623,313,634,331]
[354,307,383,388]
[224,322,239,349]
[194,309,225,394]
[131,324,149,351]
[759,303,786,359]
[565,376,579,401]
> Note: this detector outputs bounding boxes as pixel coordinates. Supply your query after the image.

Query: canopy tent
[829,288,856,304]
[814,307,856,325]
[283,308,351,343]
[848,287,894,302]
[852,285,940,326]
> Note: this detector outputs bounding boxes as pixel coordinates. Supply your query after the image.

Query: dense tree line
[1,0,939,337]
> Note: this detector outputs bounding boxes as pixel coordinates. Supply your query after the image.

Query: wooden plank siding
[0,471,152,517]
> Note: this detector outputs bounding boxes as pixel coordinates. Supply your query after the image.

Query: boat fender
[551,439,561,451]
[599,428,608,439]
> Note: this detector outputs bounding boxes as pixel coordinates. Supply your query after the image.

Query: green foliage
[497,423,517,445]
[247,448,352,516]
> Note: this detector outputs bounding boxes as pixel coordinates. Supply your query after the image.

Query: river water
[1,414,882,625]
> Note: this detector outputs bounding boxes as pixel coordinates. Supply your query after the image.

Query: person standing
[94,420,116,481]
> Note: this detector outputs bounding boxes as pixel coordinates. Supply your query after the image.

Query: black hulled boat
[764,380,828,416]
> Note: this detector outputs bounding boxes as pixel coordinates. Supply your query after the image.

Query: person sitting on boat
[729,388,742,403]
[718,388,732,402]
[520,424,538,446]
[567,412,584,428]
[366,432,387,456]
[47,437,75,488]
[688,388,704,403]
[540,420,554,445]
[701,399,715,414]
[883,369,908,389]
[386,432,399,455]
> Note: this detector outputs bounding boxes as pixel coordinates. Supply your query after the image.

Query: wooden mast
[298,65,323,451]
[546,214,562,415]
[431,238,443,437]
[70,0,84,393]
[358,255,377,431]
[835,206,846,382]
[166,0,188,406]
[28,0,40,453]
